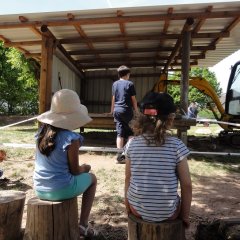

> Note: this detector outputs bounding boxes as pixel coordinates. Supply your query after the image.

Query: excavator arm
[153,76,230,130]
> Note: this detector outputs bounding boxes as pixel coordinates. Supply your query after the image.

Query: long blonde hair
[130,113,175,146]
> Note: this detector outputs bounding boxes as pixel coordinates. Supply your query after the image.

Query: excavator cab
[225,61,240,116]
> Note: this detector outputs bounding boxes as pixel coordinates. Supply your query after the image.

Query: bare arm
[177,158,192,228]
[131,95,139,113]
[124,157,131,213]
[110,95,115,114]
[67,140,91,175]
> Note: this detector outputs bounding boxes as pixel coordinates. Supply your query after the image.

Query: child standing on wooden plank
[124,92,192,228]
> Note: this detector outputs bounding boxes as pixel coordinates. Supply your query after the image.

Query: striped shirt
[124,134,190,222]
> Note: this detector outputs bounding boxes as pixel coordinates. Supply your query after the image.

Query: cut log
[24,197,79,240]
[128,214,185,240]
[0,190,26,240]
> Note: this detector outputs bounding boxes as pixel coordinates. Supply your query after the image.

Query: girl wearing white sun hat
[34,89,98,238]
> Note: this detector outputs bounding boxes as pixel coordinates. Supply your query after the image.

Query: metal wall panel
[52,55,81,94]
[85,68,160,113]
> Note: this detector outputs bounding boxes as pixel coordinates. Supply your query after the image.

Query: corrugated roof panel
[50,26,78,38]
[0,28,40,41]
[0,2,239,71]
[82,23,120,36]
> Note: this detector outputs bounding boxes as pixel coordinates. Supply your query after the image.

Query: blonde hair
[130,113,175,146]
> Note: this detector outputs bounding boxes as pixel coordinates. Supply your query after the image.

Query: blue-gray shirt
[34,130,83,192]
[112,79,136,113]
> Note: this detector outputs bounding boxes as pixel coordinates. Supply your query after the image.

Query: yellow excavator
[153,61,240,147]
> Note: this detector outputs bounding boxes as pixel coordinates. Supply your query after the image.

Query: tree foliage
[167,67,222,109]
[0,41,39,115]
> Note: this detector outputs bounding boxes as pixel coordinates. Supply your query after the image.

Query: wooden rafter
[76,54,205,64]
[0,5,238,72]
[68,45,215,55]
[67,13,100,59]
[163,18,194,72]
[59,32,229,44]
[78,61,198,70]
[156,7,173,64]
[211,16,240,46]
[117,10,128,50]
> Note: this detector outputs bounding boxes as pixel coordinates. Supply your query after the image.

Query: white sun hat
[37,89,92,130]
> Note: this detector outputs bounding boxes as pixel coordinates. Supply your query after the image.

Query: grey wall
[84,68,160,113]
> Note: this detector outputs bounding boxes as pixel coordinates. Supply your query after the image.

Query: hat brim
[37,104,92,130]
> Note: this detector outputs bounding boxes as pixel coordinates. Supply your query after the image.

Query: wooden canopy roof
[0,2,239,74]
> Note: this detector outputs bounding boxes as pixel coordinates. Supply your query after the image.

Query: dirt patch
[1,152,239,240]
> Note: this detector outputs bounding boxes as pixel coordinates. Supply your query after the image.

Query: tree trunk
[128,214,185,240]
[24,197,79,240]
[0,190,26,240]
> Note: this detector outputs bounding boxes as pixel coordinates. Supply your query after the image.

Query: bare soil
[1,152,239,240]
[0,130,239,240]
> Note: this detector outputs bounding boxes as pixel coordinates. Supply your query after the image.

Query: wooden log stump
[0,190,26,240]
[128,214,185,240]
[24,197,79,240]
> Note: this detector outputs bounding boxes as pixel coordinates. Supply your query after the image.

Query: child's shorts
[35,173,92,201]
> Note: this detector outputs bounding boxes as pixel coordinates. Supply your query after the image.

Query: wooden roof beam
[4,40,42,47]
[0,10,239,29]
[155,7,173,65]
[40,25,84,75]
[76,54,205,64]
[163,18,194,72]
[68,45,215,55]
[60,32,229,44]
[211,16,240,46]
[19,15,42,38]
[193,6,213,33]
[117,10,128,51]
[80,61,198,70]
[67,13,100,58]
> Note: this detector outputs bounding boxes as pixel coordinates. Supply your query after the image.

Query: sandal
[79,224,98,238]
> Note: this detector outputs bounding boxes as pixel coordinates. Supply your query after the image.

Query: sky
[0,0,239,93]
[1,0,240,14]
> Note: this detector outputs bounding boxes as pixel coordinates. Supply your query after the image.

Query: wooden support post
[24,197,79,240]
[128,214,185,240]
[39,25,56,114]
[180,18,194,145]
[0,190,26,240]
[181,30,191,114]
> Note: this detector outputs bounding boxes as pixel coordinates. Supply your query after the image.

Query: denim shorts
[35,173,92,201]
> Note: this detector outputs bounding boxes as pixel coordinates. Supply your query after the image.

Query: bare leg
[79,173,97,227]
[116,136,124,149]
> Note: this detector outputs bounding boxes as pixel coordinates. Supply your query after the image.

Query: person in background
[124,92,192,228]
[188,102,198,118]
[34,89,98,238]
[110,65,139,164]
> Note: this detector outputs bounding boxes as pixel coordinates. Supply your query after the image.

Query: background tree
[0,41,39,115]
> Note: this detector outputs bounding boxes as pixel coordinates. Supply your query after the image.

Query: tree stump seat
[128,214,185,240]
[24,196,79,240]
[0,190,26,240]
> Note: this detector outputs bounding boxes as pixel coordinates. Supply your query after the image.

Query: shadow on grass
[87,194,128,240]
[0,178,32,191]
[190,155,240,173]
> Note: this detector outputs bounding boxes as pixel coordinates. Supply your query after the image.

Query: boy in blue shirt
[110,65,139,163]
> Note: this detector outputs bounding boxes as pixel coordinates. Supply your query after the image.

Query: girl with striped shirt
[124,92,192,228]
